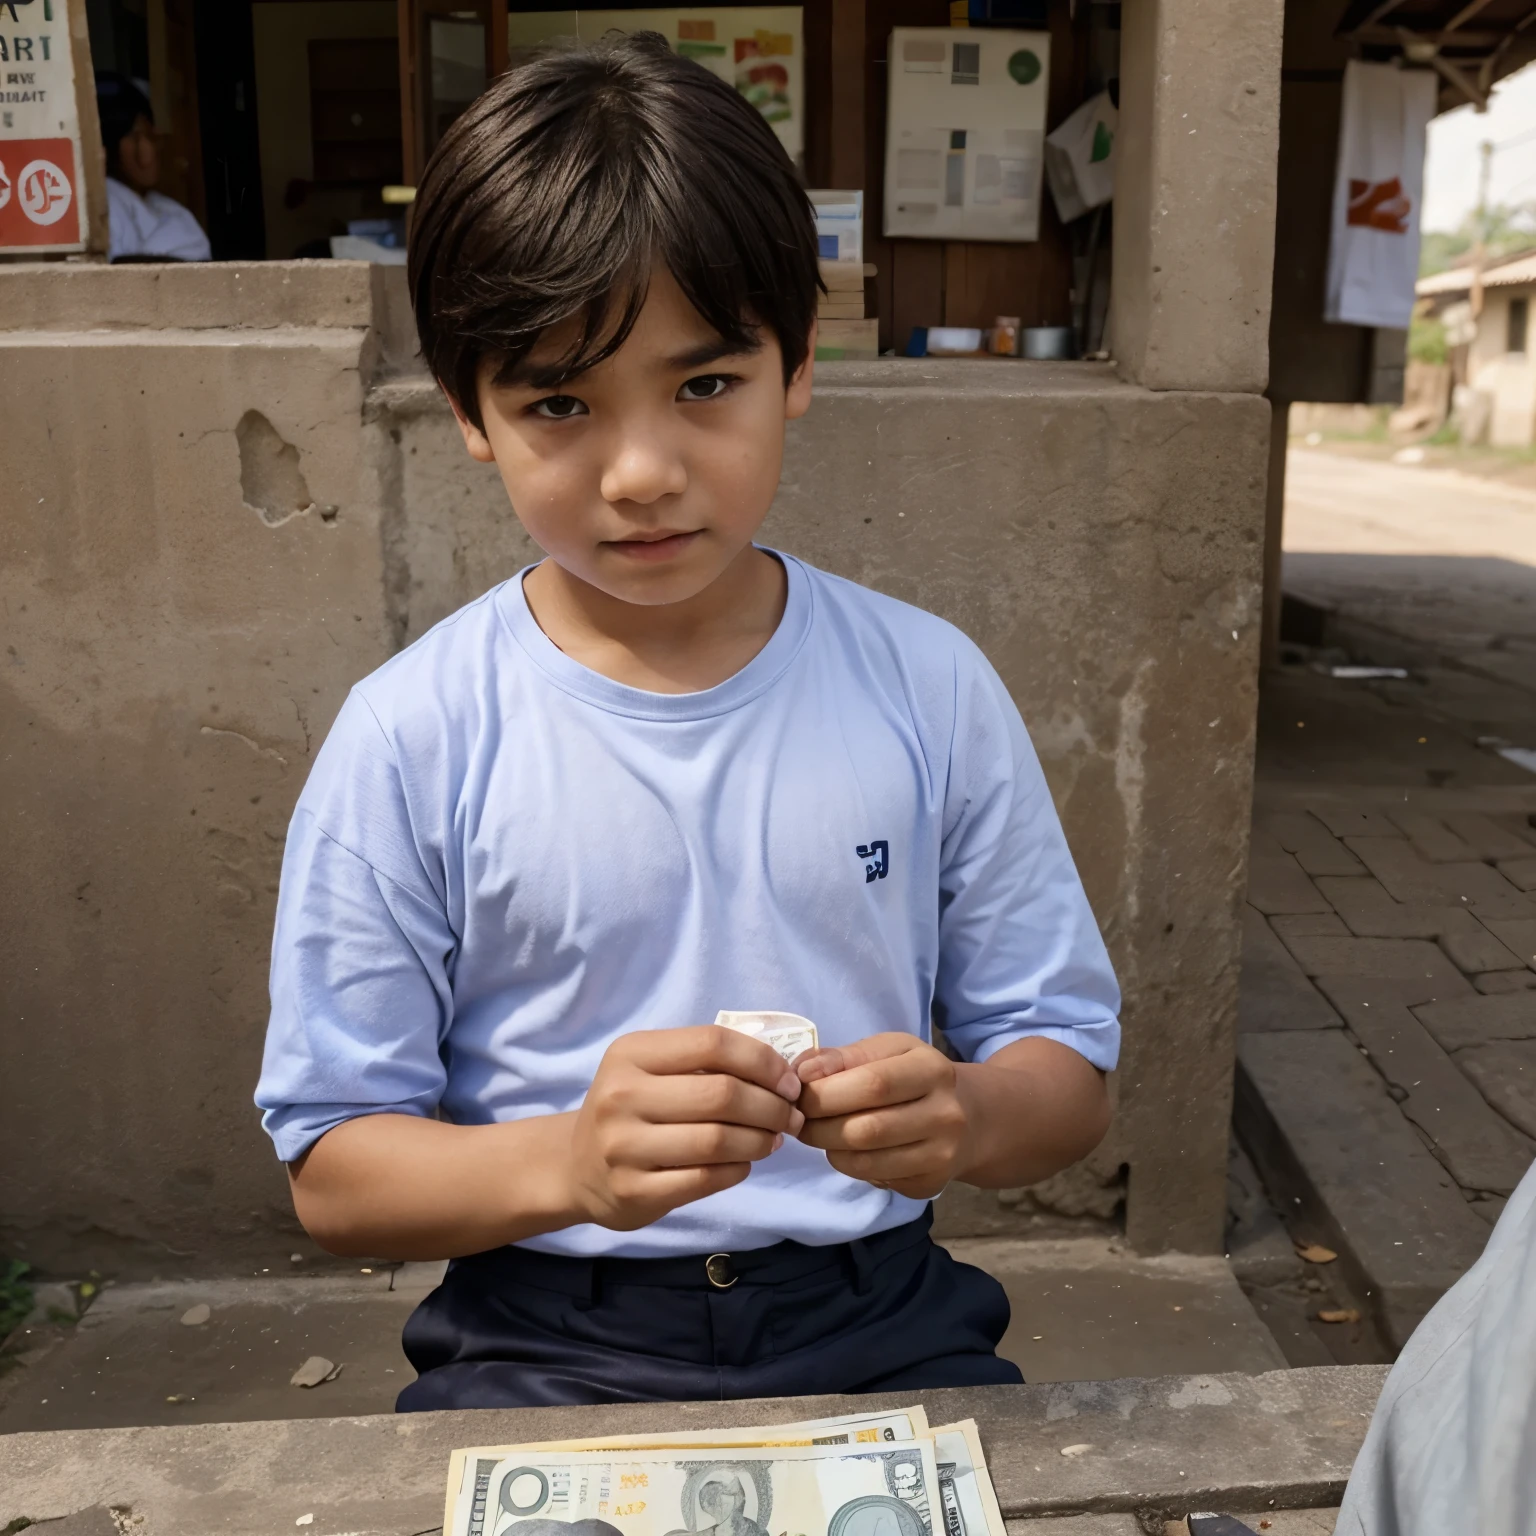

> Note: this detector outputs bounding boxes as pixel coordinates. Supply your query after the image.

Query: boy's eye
[678,374,733,402]
[531,394,587,419]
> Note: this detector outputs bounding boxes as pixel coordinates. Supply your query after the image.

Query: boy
[256,32,1120,1411]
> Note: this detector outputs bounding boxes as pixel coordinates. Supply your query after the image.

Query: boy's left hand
[792,1034,973,1199]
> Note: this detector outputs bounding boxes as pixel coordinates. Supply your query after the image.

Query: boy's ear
[446,385,497,463]
[785,320,816,421]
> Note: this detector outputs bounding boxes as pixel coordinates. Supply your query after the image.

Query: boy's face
[453,268,815,608]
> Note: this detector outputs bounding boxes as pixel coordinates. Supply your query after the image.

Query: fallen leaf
[296,1517,315,1528]
[1260,1523,1272,1530]
[291,1355,337,1388]
[180,1304,211,1327]
[1295,1242,1338,1264]
[1059,1444,1092,1458]
[1316,1308,1361,1324]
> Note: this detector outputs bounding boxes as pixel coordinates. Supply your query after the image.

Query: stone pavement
[0,1367,1385,1536]
[1234,446,1536,1354]
[1237,783,1536,1349]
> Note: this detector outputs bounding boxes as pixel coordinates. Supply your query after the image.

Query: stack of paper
[442,1405,1006,1536]
[809,190,864,264]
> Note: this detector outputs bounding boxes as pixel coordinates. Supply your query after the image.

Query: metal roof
[1417,248,1536,294]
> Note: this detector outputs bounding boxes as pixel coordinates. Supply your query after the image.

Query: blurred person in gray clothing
[1336,1158,1536,1535]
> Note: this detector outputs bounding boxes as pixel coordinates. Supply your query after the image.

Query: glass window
[427,14,488,153]
[1508,296,1528,355]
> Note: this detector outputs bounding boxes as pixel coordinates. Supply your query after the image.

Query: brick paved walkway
[1232,447,1536,1357]
[1238,781,1536,1350]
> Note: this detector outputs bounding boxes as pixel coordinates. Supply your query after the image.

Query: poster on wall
[505,7,804,166]
[0,0,89,251]
[883,26,1049,242]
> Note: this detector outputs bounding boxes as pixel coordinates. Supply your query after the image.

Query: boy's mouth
[604,530,703,562]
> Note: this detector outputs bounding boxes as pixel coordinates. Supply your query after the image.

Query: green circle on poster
[1008,49,1042,84]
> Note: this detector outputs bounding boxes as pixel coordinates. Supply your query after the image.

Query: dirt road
[1282,447,1536,700]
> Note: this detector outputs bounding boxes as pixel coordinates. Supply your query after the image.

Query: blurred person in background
[96,72,210,263]
[1336,1158,1536,1535]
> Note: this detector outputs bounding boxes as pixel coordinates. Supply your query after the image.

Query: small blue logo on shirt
[857,841,889,883]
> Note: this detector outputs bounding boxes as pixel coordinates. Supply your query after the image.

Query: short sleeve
[934,647,1121,1072]
[255,692,458,1161]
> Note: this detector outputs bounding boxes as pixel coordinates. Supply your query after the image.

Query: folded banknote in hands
[715,1010,819,1063]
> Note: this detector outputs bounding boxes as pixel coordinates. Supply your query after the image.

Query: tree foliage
[1421,201,1536,276]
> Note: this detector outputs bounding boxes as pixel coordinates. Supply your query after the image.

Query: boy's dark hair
[408,32,821,430]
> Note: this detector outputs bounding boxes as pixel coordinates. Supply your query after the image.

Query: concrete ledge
[0,259,392,333]
[1236,1032,1491,1347]
[0,1369,1385,1534]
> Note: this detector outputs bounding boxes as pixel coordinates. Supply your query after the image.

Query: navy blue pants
[397,1209,1022,1410]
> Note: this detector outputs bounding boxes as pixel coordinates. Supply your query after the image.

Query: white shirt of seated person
[105,112,210,263]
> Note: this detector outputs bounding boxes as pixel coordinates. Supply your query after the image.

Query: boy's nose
[600,438,687,506]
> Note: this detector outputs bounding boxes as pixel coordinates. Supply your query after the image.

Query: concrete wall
[1467,289,1536,447]
[1,263,1266,1273]
[374,365,1270,1256]
[1,263,399,1276]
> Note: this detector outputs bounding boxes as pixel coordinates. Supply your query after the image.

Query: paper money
[715,1010,820,1062]
[444,1409,930,1536]
[930,1423,1005,1536]
[450,1439,943,1536]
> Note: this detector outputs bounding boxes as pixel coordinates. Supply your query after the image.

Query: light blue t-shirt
[256,553,1121,1257]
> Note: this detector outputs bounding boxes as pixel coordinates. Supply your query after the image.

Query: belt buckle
[705,1253,738,1290]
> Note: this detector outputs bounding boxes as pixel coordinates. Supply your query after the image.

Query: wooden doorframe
[490,1,508,77]
[828,0,864,188]
[397,0,421,186]
[398,0,506,188]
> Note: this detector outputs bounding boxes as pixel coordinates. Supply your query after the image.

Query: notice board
[0,0,95,252]
[505,7,804,166]
[883,26,1049,243]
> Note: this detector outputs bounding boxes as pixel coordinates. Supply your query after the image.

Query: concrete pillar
[1111,0,1285,394]
[1104,0,1284,1251]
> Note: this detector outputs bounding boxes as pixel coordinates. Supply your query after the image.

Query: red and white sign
[1,0,89,252]
[0,137,80,245]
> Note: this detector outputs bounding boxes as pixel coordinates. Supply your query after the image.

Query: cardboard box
[815,318,879,360]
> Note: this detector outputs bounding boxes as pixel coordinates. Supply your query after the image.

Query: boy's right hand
[564,1026,805,1231]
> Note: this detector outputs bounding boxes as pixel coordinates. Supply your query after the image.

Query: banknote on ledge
[715,1010,820,1062]
[929,1422,1005,1536]
[443,1409,1005,1536]
[448,1437,944,1536]
[444,1408,929,1533]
